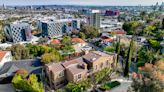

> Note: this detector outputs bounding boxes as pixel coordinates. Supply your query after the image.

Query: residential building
[71,38,91,53]
[105,10,120,16]
[83,51,116,73]
[45,62,66,89]
[41,21,67,38]
[89,10,101,28]
[62,58,88,82]
[72,20,80,30]
[4,23,32,43]
[40,19,81,38]
[45,51,117,89]
[0,51,12,69]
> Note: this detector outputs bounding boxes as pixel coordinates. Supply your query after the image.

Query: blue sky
[0,0,163,6]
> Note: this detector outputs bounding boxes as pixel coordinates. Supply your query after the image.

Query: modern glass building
[4,23,32,43]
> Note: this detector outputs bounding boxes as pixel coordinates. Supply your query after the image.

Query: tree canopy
[128,61,164,92]
[41,50,62,64]
[12,74,44,92]
[123,21,141,35]
[65,79,91,92]
[81,26,99,38]
[10,44,30,60]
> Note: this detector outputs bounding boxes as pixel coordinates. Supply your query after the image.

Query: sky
[0,0,163,6]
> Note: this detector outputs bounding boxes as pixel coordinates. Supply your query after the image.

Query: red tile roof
[103,38,113,42]
[0,51,8,61]
[115,31,126,34]
[71,38,85,43]
[112,28,126,35]
[50,39,61,45]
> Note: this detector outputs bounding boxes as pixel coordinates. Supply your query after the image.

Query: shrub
[136,62,145,67]
[99,85,110,91]
[106,81,121,88]
[104,47,115,53]
[98,81,120,91]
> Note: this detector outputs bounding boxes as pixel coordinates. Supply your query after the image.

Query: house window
[106,60,109,65]
[95,65,97,70]
[78,74,81,79]
[100,63,103,68]
[59,71,64,78]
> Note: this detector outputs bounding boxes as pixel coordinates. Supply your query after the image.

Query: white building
[0,51,12,69]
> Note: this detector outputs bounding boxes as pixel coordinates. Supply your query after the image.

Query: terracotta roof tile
[0,51,8,61]
[50,39,61,45]
[103,38,113,42]
[71,38,85,43]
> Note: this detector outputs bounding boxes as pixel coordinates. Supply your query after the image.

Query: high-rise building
[89,10,101,28]
[4,23,32,43]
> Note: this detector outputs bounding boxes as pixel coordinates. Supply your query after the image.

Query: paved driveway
[109,78,132,92]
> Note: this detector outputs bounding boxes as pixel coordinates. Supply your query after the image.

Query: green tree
[66,79,91,92]
[143,26,156,37]
[123,21,141,35]
[10,44,30,60]
[124,38,134,77]
[140,11,147,20]
[148,39,161,50]
[79,32,86,40]
[12,74,44,92]
[41,50,62,64]
[116,37,121,64]
[61,45,75,55]
[26,44,54,57]
[156,29,164,40]
[0,30,6,43]
[104,46,115,53]
[162,18,164,29]
[81,26,99,38]
[90,68,112,91]
[62,35,71,45]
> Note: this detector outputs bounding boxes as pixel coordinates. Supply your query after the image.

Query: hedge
[99,81,120,91]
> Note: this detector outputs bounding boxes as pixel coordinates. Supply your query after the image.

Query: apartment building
[38,18,82,38]
[4,23,32,43]
[41,21,67,38]
[45,51,117,89]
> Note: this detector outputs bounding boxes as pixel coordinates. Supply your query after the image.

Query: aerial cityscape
[0,0,164,92]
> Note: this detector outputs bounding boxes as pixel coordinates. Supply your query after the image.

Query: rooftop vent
[92,58,96,61]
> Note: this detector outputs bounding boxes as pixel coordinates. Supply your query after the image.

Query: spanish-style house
[45,51,117,89]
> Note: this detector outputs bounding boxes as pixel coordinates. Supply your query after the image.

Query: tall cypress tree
[116,37,121,64]
[124,37,134,77]
[162,18,164,29]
